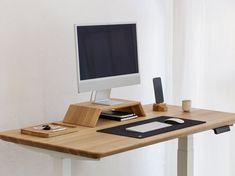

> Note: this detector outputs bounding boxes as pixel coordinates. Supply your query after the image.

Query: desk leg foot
[177,136,194,176]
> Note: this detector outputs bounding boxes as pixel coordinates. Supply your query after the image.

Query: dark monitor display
[76,24,139,80]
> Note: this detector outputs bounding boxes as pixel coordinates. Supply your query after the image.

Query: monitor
[75,23,140,105]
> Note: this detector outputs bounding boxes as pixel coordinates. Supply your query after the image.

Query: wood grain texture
[1,105,235,159]
[63,104,102,127]
[153,103,168,112]
[63,99,145,127]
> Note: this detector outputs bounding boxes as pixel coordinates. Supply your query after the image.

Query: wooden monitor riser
[63,99,146,127]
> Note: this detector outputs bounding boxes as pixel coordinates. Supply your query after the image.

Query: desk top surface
[1,104,235,159]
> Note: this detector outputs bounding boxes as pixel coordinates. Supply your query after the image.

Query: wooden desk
[1,105,235,176]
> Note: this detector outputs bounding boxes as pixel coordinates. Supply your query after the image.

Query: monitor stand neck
[90,89,123,106]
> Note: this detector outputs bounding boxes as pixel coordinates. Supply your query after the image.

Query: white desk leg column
[177,135,194,176]
[52,157,63,176]
[52,157,72,176]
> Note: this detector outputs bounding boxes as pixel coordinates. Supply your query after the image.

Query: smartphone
[153,77,164,104]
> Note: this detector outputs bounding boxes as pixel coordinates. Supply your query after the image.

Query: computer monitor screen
[75,23,140,94]
[77,24,139,80]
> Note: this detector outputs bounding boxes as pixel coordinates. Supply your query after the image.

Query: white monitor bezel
[74,22,140,93]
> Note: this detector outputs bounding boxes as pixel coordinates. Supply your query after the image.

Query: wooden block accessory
[153,103,168,112]
[63,99,146,127]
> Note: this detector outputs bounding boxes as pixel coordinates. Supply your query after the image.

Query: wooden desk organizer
[21,122,78,138]
[63,99,146,127]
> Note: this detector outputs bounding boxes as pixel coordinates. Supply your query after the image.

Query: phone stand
[153,103,168,112]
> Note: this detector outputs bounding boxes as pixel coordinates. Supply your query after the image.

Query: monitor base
[91,89,123,106]
[94,99,123,106]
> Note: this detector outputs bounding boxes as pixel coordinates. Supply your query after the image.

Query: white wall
[0,0,170,176]
[168,0,235,176]
[194,1,235,176]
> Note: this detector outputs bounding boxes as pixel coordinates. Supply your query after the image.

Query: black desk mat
[97,116,206,139]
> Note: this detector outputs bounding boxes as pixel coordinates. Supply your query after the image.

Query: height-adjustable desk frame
[1,104,235,176]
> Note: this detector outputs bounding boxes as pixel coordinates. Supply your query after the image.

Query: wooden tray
[21,122,78,138]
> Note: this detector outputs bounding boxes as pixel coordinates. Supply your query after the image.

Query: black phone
[153,77,164,104]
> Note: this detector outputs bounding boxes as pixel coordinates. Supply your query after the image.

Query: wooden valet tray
[21,122,78,138]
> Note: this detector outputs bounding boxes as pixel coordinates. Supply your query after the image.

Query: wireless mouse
[164,118,184,125]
